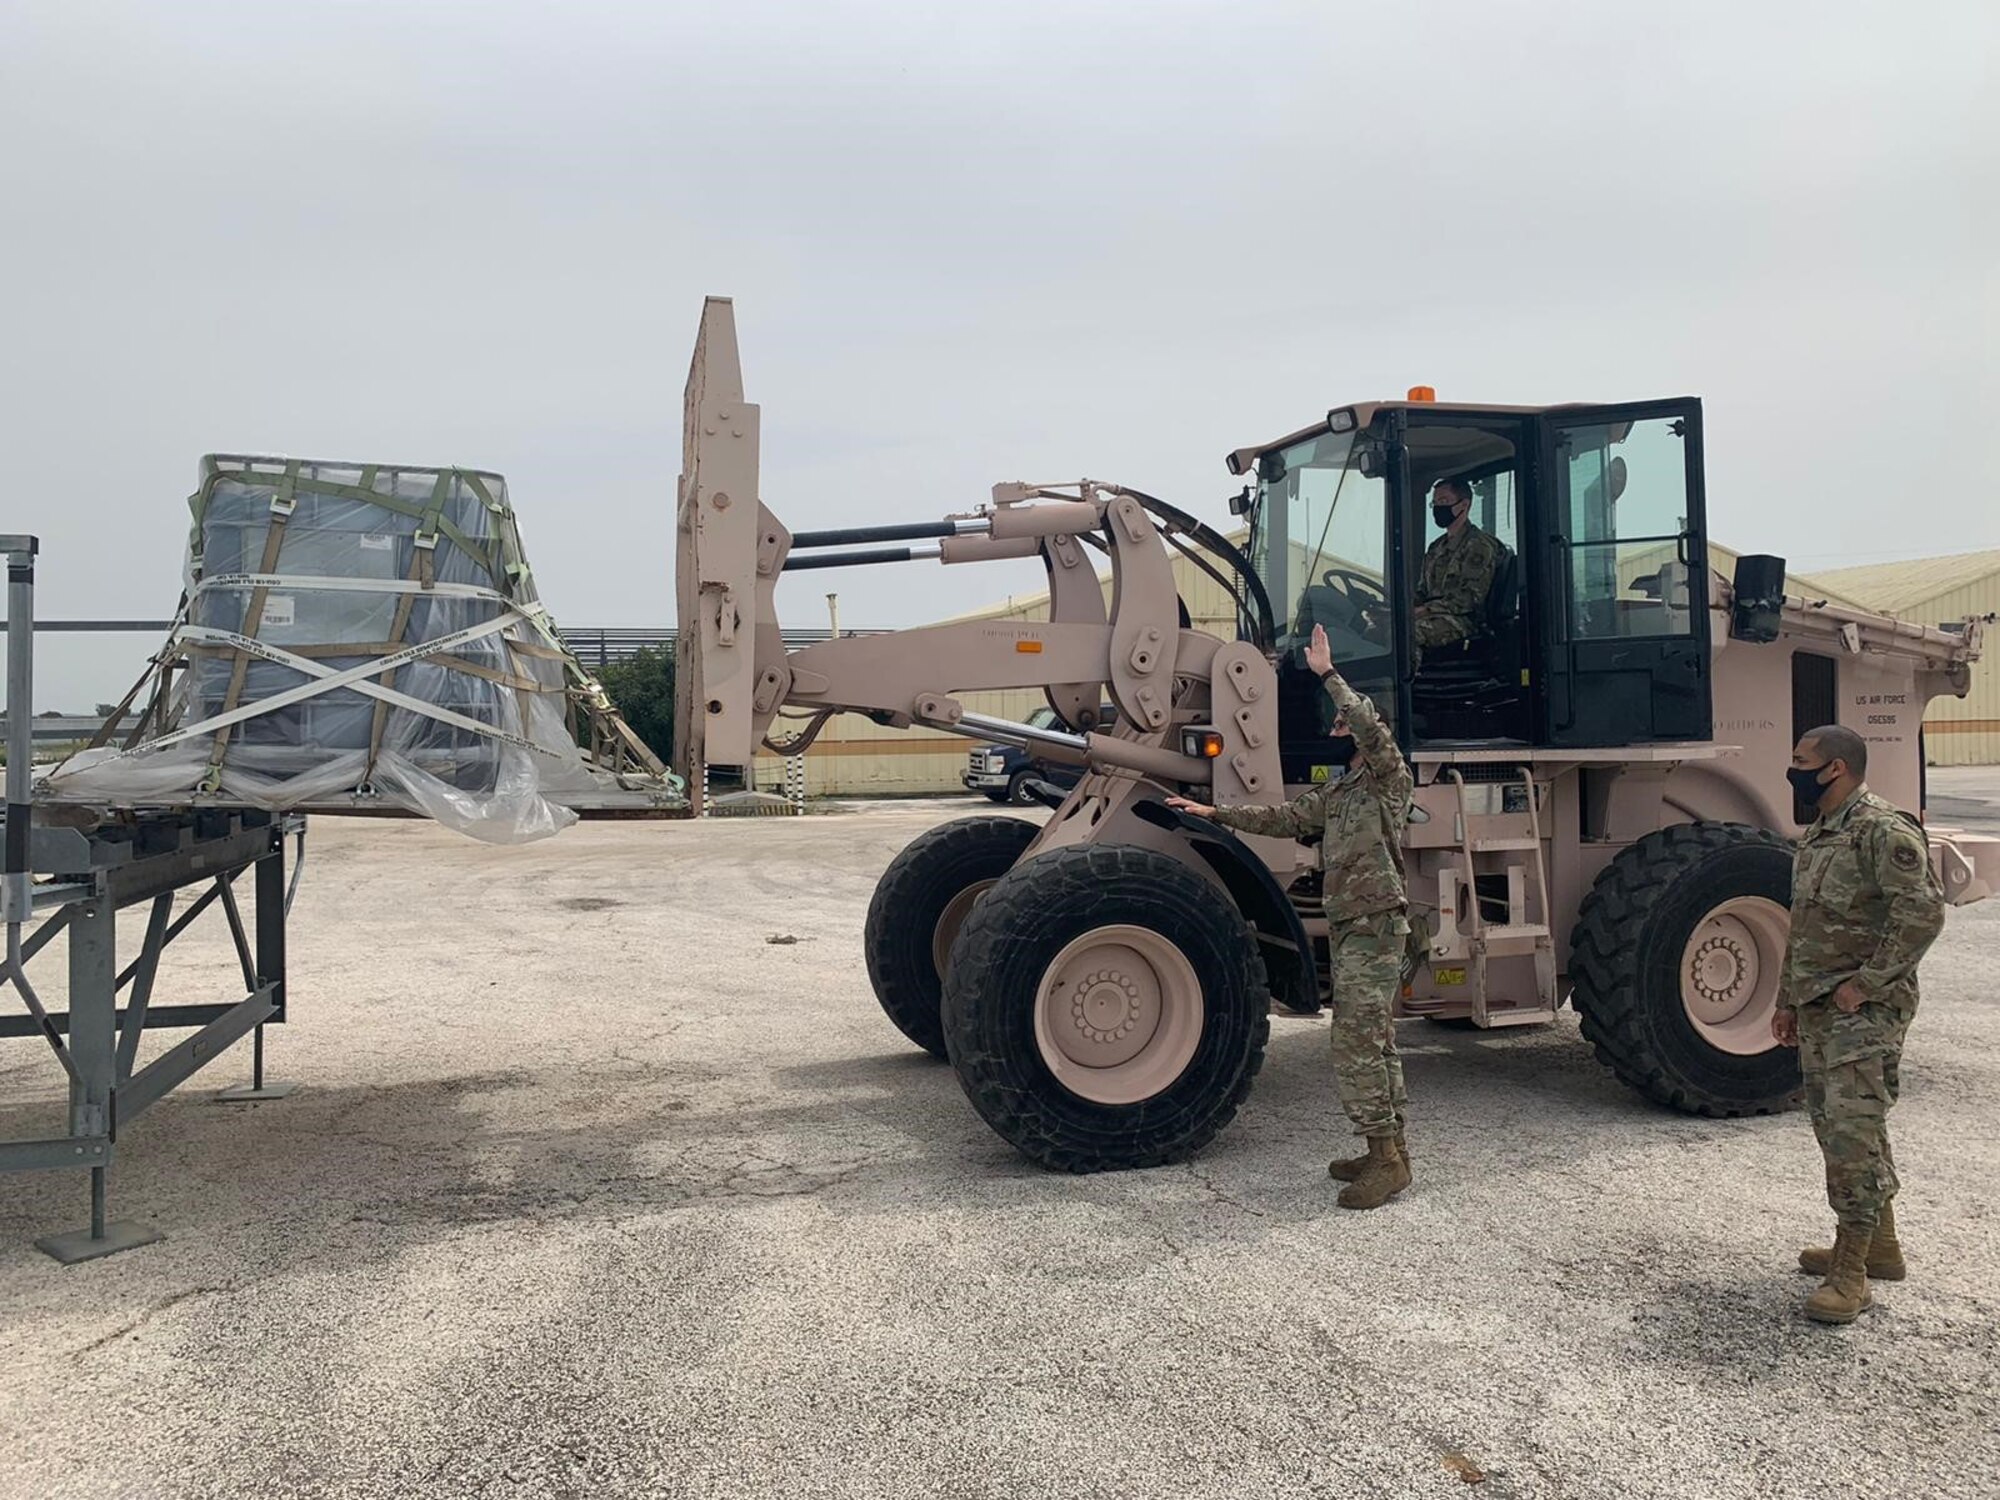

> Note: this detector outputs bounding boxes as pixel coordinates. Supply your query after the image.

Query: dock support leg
[217,834,296,1102]
[34,893,163,1264]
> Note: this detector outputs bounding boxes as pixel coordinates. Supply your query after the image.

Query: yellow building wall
[1904,575,2000,767]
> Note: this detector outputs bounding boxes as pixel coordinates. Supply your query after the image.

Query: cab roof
[1225,399,1695,477]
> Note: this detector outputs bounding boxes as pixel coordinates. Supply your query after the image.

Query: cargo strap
[199,465,500,581]
[188,573,513,604]
[182,640,545,690]
[363,475,454,779]
[117,610,568,764]
[202,463,299,790]
[504,611,670,779]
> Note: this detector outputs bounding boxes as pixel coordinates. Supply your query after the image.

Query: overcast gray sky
[4,0,1995,709]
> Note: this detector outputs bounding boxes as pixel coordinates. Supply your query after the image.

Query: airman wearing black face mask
[1413,479,1504,660]
[1772,724,1945,1326]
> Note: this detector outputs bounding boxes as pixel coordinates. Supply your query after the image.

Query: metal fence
[558,625,887,670]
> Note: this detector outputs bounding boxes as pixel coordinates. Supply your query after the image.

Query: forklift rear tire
[941,844,1270,1171]
[864,816,1041,1059]
[1570,822,1800,1117]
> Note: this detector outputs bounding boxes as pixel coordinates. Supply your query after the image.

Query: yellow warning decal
[1432,967,1467,986]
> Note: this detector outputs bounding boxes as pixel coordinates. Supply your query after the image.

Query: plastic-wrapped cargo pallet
[46,456,683,842]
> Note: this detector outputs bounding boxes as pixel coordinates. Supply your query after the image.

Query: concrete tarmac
[2,774,1997,1499]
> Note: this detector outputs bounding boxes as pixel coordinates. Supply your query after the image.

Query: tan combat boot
[1799,1201,1906,1281]
[1336,1135,1411,1210]
[1330,1129,1410,1183]
[1803,1226,1875,1325]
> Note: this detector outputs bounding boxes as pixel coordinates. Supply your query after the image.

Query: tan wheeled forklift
[674,297,1998,1171]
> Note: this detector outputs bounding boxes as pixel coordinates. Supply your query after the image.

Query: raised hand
[1305,622,1335,678]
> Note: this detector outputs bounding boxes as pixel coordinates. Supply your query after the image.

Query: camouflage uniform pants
[1410,613,1474,673]
[1796,1000,1910,1231]
[1411,612,1474,650]
[1327,911,1409,1138]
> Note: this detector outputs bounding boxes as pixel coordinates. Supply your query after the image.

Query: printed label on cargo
[1431,967,1466,986]
[358,533,394,551]
[261,596,295,629]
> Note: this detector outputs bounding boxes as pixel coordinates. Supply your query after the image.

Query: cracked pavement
[3,777,1999,1499]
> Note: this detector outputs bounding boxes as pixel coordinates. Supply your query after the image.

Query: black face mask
[1787,762,1835,808]
[1326,737,1357,768]
[1432,503,1457,528]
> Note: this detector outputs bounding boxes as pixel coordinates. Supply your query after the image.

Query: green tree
[593,646,675,763]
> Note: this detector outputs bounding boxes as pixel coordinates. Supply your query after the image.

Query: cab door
[1537,400,1712,746]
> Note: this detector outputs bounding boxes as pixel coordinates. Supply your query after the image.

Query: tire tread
[1570,821,1798,1117]
[943,843,1269,1171]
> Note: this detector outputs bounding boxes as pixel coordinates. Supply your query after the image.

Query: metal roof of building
[1700,543,1872,611]
[1809,548,2000,614]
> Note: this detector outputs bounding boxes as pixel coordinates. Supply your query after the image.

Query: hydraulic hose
[1113,487,1278,651]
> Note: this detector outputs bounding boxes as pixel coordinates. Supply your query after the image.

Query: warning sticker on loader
[1432,967,1467,986]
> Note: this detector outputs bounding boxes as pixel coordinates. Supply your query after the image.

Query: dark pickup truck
[961,704,1116,805]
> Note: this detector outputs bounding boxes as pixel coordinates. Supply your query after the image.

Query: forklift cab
[1234,397,1712,783]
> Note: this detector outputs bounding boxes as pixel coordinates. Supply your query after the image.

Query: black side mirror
[1730,554,1786,644]
[1228,485,1252,516]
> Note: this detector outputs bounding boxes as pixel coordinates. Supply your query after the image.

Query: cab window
[1556,416,1699,640]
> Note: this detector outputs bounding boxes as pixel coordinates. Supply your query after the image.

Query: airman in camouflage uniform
[1414,478,1505,657]
[1772,724,1945,1325]
[1169,623,1415,1208]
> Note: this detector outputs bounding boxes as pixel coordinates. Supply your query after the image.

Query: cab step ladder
[1441,767,1559,1027]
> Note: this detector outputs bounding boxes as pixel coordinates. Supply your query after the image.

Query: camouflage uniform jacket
[1208,671,1413,922]
[1416,524,1504,642]
[1777,787,1944,1018]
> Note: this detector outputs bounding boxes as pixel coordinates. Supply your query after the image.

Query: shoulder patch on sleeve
[1891,842,1922,873]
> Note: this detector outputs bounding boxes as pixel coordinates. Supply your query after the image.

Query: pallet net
[44,456,682,842]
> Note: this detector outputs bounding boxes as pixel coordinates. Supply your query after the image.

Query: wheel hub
[1060,965,1158,1063]
[1678,897,1789,1056]
[1033,925,1202,1104]
[1692,932,1754,1005]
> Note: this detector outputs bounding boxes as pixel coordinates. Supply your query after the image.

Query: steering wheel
[1314,567,1391,644]
[1320,566,1388,616]
[1289,567,1393,668]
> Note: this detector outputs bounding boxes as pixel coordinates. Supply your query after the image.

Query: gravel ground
[2,774,1997,1500]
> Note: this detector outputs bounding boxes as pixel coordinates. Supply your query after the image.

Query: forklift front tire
[864,816,1041,1059]
[942,843,1270,1171]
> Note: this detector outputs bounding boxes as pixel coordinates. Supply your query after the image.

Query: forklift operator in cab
[1413,478,1505,659]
